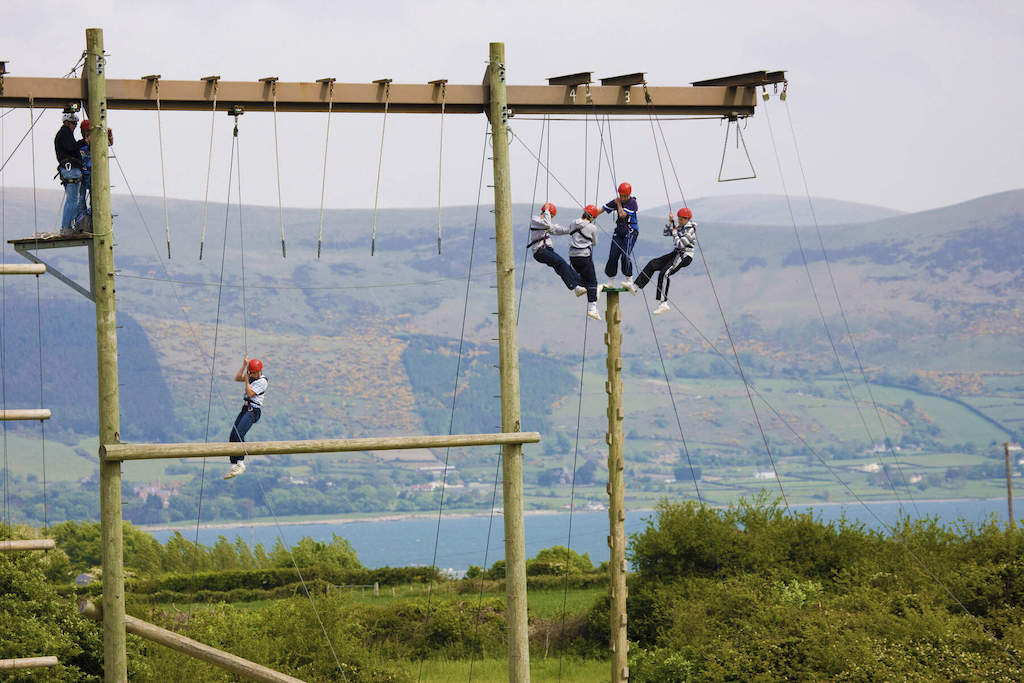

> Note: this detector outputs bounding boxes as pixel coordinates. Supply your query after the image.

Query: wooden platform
[8,233,93,250]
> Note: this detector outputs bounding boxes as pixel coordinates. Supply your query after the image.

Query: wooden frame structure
[1,28,780,683]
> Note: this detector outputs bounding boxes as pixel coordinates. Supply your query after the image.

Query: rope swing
[315,78,335,259]
[260,77,287,258]
[144,75,172,258]
[198,76,219,260]
[370,79,391,255]
[431,79,447,254]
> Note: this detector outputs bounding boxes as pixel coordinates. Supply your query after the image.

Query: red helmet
[677,207,693,220]
[80,120,91,133]
[583,204,600,219]
[248,358,263,373]
[617,182,632,196]
[540,202,557,217]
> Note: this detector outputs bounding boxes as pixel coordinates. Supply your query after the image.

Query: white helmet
[62,111,78,123]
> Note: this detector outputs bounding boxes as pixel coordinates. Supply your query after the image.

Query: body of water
[148,498,1013,572]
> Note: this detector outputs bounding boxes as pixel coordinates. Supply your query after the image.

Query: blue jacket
[602,196,638,235]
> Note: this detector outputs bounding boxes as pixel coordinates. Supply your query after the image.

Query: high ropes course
[2,26,1007,683]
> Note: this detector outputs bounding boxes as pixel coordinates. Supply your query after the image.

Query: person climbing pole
[567,205,603,320]
[76,119,113,233]
[634,207,697,315]
[527,202,588,298]
[601,181,640,291]
[224,357,268,480]
[54,109,86,235]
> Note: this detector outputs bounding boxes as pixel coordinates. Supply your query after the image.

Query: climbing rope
[435,80,446,254]
[1,106,8,532]
[198,77,218,260]
[268,79,287,258]
[149,77,172,258]
[316,78,335,259]
[417,120,490,683]
[515,116,548,325]
[370,80,391,255]
[27,102,48,529]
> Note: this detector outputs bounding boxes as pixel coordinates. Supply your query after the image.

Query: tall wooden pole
[604,291,628,682]
[487,42,530,683]
[1005,443,1016,530]
[86,27,128,682]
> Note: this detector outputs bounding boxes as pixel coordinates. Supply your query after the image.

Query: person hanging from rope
[600,182,640,292]
[634,207,697,315]
[527,202,588,298]
[75,119,113,233]
[54,109,87,235]
[224,357,268,480]
[566,205,603,321]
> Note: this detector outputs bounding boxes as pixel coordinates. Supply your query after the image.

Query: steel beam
[102,431,541,461]
[692,70,788,87]
[0,76,757,116]
[547,72,592,86]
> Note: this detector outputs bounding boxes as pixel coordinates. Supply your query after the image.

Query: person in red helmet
[225,357,268,479]
[526,202,587,298]
[634,207,697,315]
[599,182,640,291]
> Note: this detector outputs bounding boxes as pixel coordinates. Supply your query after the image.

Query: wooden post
[604,291,628,682]
[85,27,127,683]
[1006,443,1016,530]
[487,41,531,683]
[78,601,303,683]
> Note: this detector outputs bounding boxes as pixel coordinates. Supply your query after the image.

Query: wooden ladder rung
[0,409,51,421]
[0,539,56,552]
[0,656,59,670]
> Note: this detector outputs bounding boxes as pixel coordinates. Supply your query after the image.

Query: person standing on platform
[527,202,588,298]
[600,182,640,291]
[225,357,268,480]
[75,119,113,232]
[634,207,697,315]
[53,110,86,235]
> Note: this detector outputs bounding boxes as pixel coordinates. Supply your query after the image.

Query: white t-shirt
[245,376,268,409]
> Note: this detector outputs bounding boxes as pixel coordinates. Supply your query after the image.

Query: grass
[396,656,607,682]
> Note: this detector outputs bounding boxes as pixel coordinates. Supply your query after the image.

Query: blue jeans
[570,255,598,303]
[59,167,82,232]
[605,227,638,279]
[533,246,581,290]
[228,406,261,463]
[77,171,91,223]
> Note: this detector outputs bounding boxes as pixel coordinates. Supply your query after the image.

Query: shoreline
[137,496,1007,534]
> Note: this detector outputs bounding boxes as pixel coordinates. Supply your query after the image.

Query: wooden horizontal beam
[78,601,302,683]
[102,431,541,462]
[0,76,757,116]
[0,409,51,421]
[0,263,45,275]
[0,539,56,552]
[0,656,59,671]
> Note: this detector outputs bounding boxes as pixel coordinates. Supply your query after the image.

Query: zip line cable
[0,108,46,177]
[316,80,335,259]
[269,81,287,258]
[781,97,916,510]
[114,135,350,681]
[759,101,918,514]
[370,81,390,256]
[198,79,218,260]
[115,270,495,291]
[417,120,489,683]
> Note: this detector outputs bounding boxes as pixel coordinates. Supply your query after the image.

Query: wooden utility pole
[1005,443,1018,529]
[487,42,531,683]
[85,27,128,682]
[604,291,628,682]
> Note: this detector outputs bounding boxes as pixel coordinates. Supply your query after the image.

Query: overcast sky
[2,0,1022,216]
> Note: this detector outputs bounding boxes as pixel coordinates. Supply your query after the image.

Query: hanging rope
[148,76,172,259]
[515,116,548,325]
[316,78,335,259]
[370,79,391,255]
[27,101,48,529]
[417,120,489,683]
[236,121,249,354]
[1,104,8,532]
[198,77,219,260]
[266,78,287,258]
[434,80,447,254]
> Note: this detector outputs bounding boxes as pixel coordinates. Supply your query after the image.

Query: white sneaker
[604,281,618,291]
[653,301,671,315]
[587,303,602,321]
[621,278,638,294]
[597,283,607,295]
[224,462,246,479]
[573,285,588,297]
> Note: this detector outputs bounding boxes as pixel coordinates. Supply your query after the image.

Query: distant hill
[642,193,904,226]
